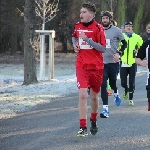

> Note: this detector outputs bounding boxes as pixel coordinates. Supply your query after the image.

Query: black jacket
[136,39,150,70]
[143,32,150,42]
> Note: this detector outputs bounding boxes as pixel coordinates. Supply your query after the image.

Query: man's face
[80,8,94,23]
[101,16,110,27]
[147,28,150,34]
[125,25,133,33]
[121,28,126,33]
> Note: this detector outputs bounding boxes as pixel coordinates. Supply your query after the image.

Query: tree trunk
[10,0,17,55]
[133,0,145,34]
[117,0,126,28]
[23,0,38,85]
[100,0,110,12]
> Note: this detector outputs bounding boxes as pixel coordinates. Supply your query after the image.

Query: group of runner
[72,3,150,137]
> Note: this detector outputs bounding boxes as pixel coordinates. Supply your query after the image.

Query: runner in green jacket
[120,21,143,106]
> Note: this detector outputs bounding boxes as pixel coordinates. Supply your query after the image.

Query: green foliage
[1,0,150,53]
[133,0,145,34]
[117,0,126,28]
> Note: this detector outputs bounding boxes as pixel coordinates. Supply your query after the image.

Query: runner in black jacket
[136,38,150,111]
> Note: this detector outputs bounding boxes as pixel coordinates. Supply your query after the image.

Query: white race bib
[78,30,93,49]
[121,62,131,67]
[79,38,93,49]
[106,39,111,48]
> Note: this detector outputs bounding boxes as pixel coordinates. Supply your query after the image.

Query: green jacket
[121,33,143,65]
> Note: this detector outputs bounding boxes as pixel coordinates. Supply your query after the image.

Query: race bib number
[79,38,93,49]
[106,39,111,48]
[78,30,93,49]
[121,62,131,67]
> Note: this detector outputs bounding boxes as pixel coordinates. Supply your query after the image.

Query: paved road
[0,72,150,150]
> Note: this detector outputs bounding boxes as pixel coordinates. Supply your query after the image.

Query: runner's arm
[135,41,147,66]
[84,37,106,53]
[136,41,147,60]
[72,37,78,46]
[119,39,127,53]
[72,36,106,53]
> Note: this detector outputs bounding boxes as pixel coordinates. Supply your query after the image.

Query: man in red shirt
[72,3,106,137]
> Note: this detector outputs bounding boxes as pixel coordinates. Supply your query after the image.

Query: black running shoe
[90,119,98,135]
[76,127,88,137]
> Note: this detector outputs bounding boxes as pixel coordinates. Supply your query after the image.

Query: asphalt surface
[0,71,150,150]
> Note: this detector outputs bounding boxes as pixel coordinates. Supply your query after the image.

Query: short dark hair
[82,3,96,14]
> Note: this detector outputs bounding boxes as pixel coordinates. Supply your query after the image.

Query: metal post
[51,34,54,79]
[35,30,55,80]
[48,31,55,80]
[39,32,45,80]
[49,34,52,80]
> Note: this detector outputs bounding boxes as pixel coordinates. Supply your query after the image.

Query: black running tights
[101,76,117,105]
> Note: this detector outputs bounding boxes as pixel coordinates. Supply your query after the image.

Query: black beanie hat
[101,11,112,19]
[124,21,133,26]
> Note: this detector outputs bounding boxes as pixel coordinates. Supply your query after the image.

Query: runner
[107,19,118,96]
[121,24,125,33]
[100,11,127,118]
[142,22,150,42]
[72,3,106,136]
[135,38,150,111]
[120,21,143,106]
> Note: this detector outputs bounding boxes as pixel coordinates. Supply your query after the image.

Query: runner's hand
[79,32,87,40]
[141,60,148,67]
[74,43,80,53]
[113,53,120,62]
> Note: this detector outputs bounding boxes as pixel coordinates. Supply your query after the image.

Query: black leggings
[146,74,150,102]
[147,87,150,102]
[120,63,137,100]
[101,76,117,105]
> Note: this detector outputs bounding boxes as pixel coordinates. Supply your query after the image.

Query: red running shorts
[76,67,104,93]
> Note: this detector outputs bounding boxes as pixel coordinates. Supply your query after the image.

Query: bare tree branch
[35,0,59,25]
[106,0,118,12]
[16,7,24,16]
[35,7,43,19]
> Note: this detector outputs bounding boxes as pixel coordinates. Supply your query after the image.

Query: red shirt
[72,21,106,70]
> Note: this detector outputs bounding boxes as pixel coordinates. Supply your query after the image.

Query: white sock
[114,90,119,97]
[103,105,108,111]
